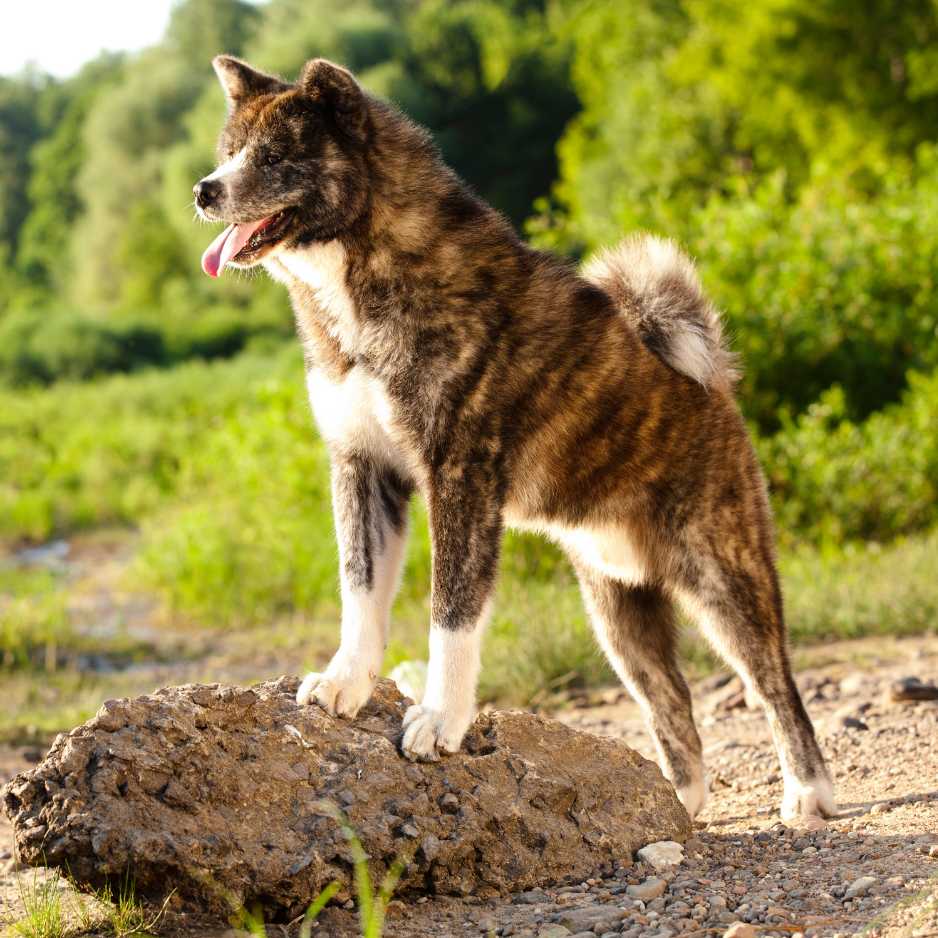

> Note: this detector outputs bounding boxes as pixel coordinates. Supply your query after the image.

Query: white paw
[781,773,836,823]
[675,773,708,819]
[296,660,376,718]
[400,704,468,761]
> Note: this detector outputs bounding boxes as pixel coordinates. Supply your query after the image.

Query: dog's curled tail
[583,234,738,391]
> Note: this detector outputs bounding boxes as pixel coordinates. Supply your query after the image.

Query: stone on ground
[625,876,668,901]
[2,678,689,920]
[844,874,878,899]
[636,839,684,870]
[889,676,938,702]
[722,924,756,938]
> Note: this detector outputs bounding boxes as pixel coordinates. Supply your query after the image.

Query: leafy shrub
[538,149,938,431]
[0,303,293,389]
[0,310,164,385]
[0,349,298,542]
[692,158,938,428]
[761,369,938,545]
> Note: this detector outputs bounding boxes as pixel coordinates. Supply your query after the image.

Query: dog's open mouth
[201,209,293,278]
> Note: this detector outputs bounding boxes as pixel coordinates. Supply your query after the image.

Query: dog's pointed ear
[299,59,368,142]
[212,55,285,110]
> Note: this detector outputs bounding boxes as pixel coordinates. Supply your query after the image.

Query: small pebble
[627,877,667,901]
[536,926,571,938]
[844,875,878,899]
[723,924,757,938]
[439,792,460,812]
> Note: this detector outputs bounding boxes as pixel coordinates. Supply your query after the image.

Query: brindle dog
[194,55,834,822]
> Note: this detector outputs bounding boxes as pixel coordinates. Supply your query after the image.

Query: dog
[194,55,834,823]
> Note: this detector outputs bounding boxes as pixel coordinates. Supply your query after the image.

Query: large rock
[2,678,689,920]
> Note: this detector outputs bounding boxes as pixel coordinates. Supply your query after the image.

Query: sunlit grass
[94,876,168,938]
[6,872,65,938]
[4,526,938,745]
[0,347,301,544]
[2,867,172,938]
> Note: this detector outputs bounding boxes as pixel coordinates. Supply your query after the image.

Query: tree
[541,0,938,250]
[69,0,258,308]
[0,71,47,254]
[16,55,124,291]
[392,0,578,226]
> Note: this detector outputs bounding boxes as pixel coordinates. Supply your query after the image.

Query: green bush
[0,348,299,542]
[539,152,938,431]
[0,310,165,385]
[761,369,938,545]
[0,303,293,389]
[691,158,938,428]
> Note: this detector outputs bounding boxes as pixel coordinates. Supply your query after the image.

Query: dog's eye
[265,151,284,166]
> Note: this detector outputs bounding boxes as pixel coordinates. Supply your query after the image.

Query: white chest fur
[268,241,413,476]
[306,366,413,477]
[274,240,360,353]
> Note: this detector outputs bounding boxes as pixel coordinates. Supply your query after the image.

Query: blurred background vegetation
[2,0,937,737]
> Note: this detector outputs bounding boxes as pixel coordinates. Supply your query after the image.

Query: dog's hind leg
[576,565,707,817]
[675,544,834,822]
[297,452,412,716]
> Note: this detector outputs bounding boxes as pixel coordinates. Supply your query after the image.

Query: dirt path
[2,636,937,937]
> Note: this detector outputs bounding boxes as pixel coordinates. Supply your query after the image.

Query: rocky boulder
[3,678,690,920]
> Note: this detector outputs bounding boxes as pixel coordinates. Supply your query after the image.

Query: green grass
[2,869,169,938]
[0,569,69,672]
[327,804,408,938]
[5,872,66,938]
[483,527,938,704]
[93,876,167,938]
[0,567,156,675]
[782,530,938,644]
[0,345,301,544]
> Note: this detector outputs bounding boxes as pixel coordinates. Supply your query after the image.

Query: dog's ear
[299,59,368,142]
[212,55,286,110]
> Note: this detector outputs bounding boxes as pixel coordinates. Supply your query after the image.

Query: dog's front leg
[401,476,502,760]
[297,451,411,716]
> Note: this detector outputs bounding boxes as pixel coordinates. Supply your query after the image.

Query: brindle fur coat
[194,56,834,822]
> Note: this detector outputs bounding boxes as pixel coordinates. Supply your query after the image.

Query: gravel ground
[2,634,937,938]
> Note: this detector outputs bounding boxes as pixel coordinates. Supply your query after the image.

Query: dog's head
[195,56,370,277]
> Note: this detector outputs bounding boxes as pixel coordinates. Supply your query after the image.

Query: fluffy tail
[583,234,737,390]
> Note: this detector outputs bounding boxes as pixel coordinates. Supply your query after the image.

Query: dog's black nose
[194,179,221,210]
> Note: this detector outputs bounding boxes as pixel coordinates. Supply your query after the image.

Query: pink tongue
[201,217,271,278]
